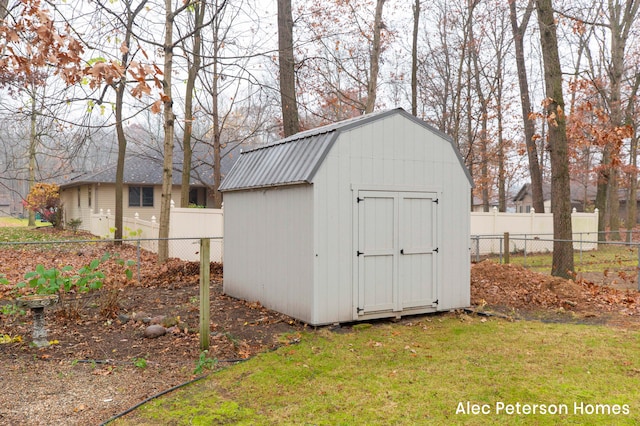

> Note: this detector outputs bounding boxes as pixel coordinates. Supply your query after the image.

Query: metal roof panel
[219,132,337,191]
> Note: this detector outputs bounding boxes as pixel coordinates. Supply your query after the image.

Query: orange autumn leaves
[0,0,163,108]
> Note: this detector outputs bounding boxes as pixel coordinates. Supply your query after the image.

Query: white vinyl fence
[471,207,599,254]
[89,203,223,262]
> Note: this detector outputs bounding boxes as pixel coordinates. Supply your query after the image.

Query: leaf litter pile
[471,260,640,325]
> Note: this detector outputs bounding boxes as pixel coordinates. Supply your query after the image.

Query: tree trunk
[365,0,386,114]
[497,59,506,212]
[28,88,36,227]
[411,0,419,116]
[211,8,222,209]
[627,132,638,241]
[113,0,147,243]
[595,158,609,241]
[509,0,544,213]
[158,0,177,263]
[606,0,640,240]
[0,0,8,19]
[608,168,621,240]
[114,81,126,244]
[180,0,205,207]
[625,73,640,240]
[277,0,299,136]
[469,8,489,212]
[536,0,574,278]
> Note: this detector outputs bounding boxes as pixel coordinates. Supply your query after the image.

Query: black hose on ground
[98,339,301,424]
[99,374,208,425]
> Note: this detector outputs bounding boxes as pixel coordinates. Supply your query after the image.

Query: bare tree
[536,0,574,278]
[158,0,182,263]
[364,0,386,113]
[411,0,420,116]
[509,0,545,212]
[180,0,206,207]
[605,0,640,240]
[0,0,8,19]
[278,0,299,136]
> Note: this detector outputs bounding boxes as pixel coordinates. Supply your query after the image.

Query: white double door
[356,190,438,316]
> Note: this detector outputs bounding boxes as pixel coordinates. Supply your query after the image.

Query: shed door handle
[400,249,404,254]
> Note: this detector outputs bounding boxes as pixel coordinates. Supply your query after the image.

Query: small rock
[150,315,166,325]
[118,314,130,324]
[143,325,166,339]
[131,312,151,322]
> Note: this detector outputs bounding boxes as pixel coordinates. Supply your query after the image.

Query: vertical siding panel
[224,186,314,323]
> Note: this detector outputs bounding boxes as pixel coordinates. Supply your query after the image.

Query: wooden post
[504,232,510,264]
[199,238,210,351]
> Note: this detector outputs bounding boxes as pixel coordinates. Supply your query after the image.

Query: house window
[88,185,92,208]
[77,187,81,208]
[189,188,206,206]
[129,187,154,207]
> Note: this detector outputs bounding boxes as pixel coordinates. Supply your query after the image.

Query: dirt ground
[2,236,640,424]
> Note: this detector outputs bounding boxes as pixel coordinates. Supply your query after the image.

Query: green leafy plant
[73,257,107,292]
[193,350,217,375]
[0,303,25,316]
[111,253,136,281]
[124,226,143,238]
[106,226,142,240]
[133,357,148,369]
[17,252,112,295]
[18,264,74,294]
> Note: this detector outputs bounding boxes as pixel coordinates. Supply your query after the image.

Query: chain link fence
[471,232,640,291]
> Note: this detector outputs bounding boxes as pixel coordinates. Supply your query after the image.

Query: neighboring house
[0,191,11,216]
[59,149,239,229]
[0,178,30,217]
[513,182,598,214]
[471,196,498,212]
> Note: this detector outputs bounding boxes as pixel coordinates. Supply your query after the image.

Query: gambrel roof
[220,108,472,192]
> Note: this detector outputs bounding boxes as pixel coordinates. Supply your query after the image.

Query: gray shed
[220,108,472,325]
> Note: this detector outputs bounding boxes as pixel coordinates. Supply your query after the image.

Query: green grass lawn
[118,315,640,425]
[0,216,49,228]
[0,220,77,243]
[487,244,638,274]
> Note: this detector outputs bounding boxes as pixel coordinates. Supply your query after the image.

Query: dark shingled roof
[60,145,241,188]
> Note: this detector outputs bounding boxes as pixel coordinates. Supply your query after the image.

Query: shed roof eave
[219,180,312,193]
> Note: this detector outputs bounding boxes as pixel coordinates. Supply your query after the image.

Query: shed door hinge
[433,198,439,204]
[357,251,364,256]
[434,299,439,305]
[434,247,439,253]
[357,307,364,314]
[357,197,364,203]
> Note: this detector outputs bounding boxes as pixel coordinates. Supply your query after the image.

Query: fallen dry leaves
[471,260,640,319]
